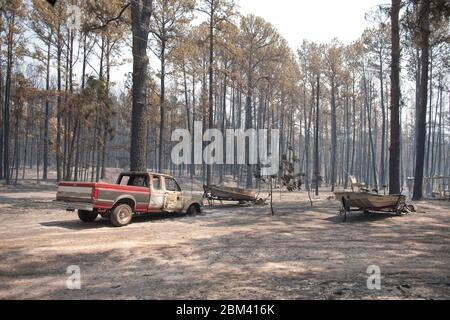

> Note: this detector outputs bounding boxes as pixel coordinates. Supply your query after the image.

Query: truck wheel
[78,210,98,222]
[110,204,133,227]
[187,204,200,216]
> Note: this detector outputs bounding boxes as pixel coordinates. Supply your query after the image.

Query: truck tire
[110,204,133,227]
[78,210,98,222]
[187,204,201,216]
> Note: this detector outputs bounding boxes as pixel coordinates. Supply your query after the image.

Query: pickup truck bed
[57,182,151,211]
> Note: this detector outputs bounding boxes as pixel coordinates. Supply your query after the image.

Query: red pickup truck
[56,172,203,227]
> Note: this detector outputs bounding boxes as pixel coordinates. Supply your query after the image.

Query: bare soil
[0,184,449,300]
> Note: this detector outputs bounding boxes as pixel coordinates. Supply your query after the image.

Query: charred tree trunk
[412,0,430,200]
[56,23,62,181]
[74,33,88,181]
[330,77,337,191]
[314,74,320,195]
[130,0,153,172]
[245,86,253,189]
[3,12,14,184]
[43,31,52,180]
[389,0,401,194]
[379,51,386,188]
[158,39,166,172]
[206,2,215,186]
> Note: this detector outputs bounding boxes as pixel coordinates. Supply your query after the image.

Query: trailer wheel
[78,210,98,222]
[341,198,349,222]
[110,204,133,227]
[396,206,405,216]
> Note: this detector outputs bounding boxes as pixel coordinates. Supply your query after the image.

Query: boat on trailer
[334,192,406,211]
[334,191,407,221]
[207,185,256,202]
[204,185,257,203]
[334,175,413,221]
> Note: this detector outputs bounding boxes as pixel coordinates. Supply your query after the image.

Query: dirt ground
[0,182,449,300]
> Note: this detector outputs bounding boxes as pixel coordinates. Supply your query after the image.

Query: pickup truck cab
[56,172,203,227]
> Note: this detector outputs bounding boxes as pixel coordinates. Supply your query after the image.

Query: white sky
[236,0,388,46]
[111,0,389,91]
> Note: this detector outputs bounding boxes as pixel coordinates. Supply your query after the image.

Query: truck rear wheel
[78,210,98,222]
[110,204,133,227]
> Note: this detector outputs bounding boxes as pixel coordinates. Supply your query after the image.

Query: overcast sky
[236,0,388,46]
[112,0,389,91]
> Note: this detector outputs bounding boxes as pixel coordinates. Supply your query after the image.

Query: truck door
[163,177,184,212]
[149,175,164,210]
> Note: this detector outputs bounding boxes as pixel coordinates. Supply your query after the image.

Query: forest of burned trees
[0,0,449,199]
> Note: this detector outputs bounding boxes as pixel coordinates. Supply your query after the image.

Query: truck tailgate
[56,182,95,203]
